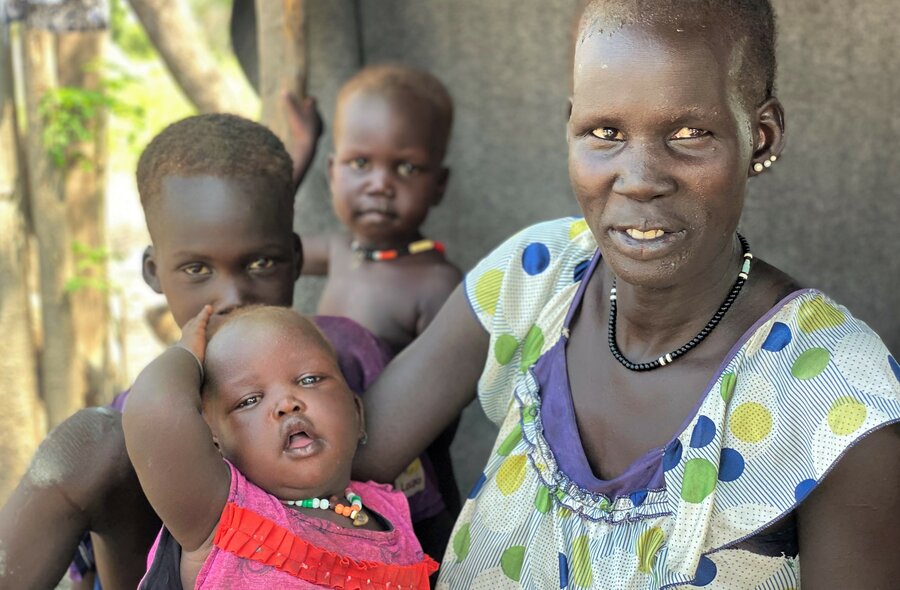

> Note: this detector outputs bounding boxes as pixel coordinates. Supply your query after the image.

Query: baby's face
[143,175,299,330]
[567,22,755,288]
[202,314,362,500]
[328,92,448,249]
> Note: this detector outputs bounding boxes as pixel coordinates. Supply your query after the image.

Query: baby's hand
[282,91,323,186]
[177,305,212,365]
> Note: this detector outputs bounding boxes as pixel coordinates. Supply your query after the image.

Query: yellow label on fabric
[394,457,427,497]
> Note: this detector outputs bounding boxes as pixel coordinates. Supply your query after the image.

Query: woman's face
[568,23,757,288]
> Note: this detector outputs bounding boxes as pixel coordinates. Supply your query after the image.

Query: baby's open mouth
[287,431,314,450]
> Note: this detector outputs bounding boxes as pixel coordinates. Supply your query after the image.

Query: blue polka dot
[522,243,551,275]
[762,322,792,352]
[558,552,569,588]
[690,416,716,448]
[629,489,648,507]
[468,473,486,499]
[718,448,745,482]
[794,479,816,503]
[889,355,900,383]
[692,556,717,586]
[573,259,590,282]
[663,439,682,471]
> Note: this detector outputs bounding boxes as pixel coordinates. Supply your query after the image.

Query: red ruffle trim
[213,502,439,589]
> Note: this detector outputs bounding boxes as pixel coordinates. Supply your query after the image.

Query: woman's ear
[749,97,786,176]
[142,246,162,293]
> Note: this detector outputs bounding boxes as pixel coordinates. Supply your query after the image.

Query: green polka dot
[500,546,526,581]
[730,402,772,442]
[798,296,846,334]
[519,325,544,372]
[522,404,538,424]
[497,425,523,456]
[569,219,589,239]
[557,506,573,518]
[494,334,519,365]
[452,522,471,562]
[681,458,718,503]
[497,455,527,496]
[571,535,593,588]
[720,373,736,403]
[636,527,665,574]
[791,348,830,380]
[474,269,504,315]
[534,485,551,513]
[828,396,867,436]
[598,498,612,513]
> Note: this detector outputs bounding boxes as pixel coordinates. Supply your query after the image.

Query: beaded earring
[753,154,778,173]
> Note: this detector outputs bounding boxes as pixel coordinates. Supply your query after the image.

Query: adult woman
[354,0,900,587]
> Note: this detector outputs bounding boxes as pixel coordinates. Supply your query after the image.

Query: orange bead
[334,503,344,514]
[341,506,353,517]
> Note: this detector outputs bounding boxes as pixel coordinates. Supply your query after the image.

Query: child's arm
[282,92,323,192]
[299,234,331,276]
[122,306,229,552]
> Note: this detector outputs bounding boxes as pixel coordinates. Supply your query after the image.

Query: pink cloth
[147,462,430,589]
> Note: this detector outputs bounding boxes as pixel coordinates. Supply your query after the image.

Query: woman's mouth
[610,227,685,260]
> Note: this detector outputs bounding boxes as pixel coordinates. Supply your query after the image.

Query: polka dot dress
[439,218,900,589]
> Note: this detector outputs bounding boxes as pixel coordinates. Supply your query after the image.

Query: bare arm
[123,307,228,552]
[415,263,464,336]
[353,285,489,482]
[282,92,323,192]
[797,422,900,587]
[299,234,331,276]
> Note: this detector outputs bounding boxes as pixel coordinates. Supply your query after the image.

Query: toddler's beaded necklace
[282,489,369,527]
[351,238,445,262]
[607,233,752,371]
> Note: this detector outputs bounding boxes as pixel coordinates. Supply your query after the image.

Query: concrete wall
[285,0,899,495]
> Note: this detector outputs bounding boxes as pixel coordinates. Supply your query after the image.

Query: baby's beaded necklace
[282,489,369,527]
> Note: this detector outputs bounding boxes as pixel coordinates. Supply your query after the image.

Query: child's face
[568,23,755,286]
[203,316,363,500]
[143,175,301,329]
[328,92,449,248]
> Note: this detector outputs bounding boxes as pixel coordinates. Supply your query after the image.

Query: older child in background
[353,1,900,587]
[297,64,463,559]
[126,305,437,589]
[0,114,387,589]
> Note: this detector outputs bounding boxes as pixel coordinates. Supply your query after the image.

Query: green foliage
[38,64,145,169]
[110,0,155,60]
[64,241,121,295]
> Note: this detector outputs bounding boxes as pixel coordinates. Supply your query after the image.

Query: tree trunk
[0,25,45,503]
[128,0,254,117]
[57,30,118,407]
[255,0,307,143]
[22,27,80,429]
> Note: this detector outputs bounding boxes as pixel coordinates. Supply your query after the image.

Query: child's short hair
[577,0,776,107]
[136,114,294,214]
[335,64,454,160]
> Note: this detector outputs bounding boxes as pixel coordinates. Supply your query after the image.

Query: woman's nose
[612,144,676,201]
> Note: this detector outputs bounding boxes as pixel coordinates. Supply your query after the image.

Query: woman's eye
[349,157,368,170]
[236,394,261,409]
[298,375,322,386]
[182,263,211,276]
[396,162,419,177]
[248,257,274,271]
[590,127,625,141]
[671,127,709,140]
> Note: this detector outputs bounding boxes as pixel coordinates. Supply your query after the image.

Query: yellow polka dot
[569,219,589,240]
[496,454,527,496]
[828,396,867,436]
[474,269,504,315]
[730,402,772,442]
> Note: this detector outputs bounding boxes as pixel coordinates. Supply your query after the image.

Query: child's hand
[282,91,323,187]
[177,305,212,365]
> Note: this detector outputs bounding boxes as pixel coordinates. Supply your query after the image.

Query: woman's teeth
[626,228,665,240]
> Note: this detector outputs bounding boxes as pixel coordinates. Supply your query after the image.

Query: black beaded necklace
[607,233,752,371]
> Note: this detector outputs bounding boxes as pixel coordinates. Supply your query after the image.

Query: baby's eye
[396,162,420,177]
[236,394,261,409]
[671,127,709,140]
[298,375,322,386]
[349,157,368,170]
[182,263,211,277]
[591,127,625,141]
[248,257,274,271]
